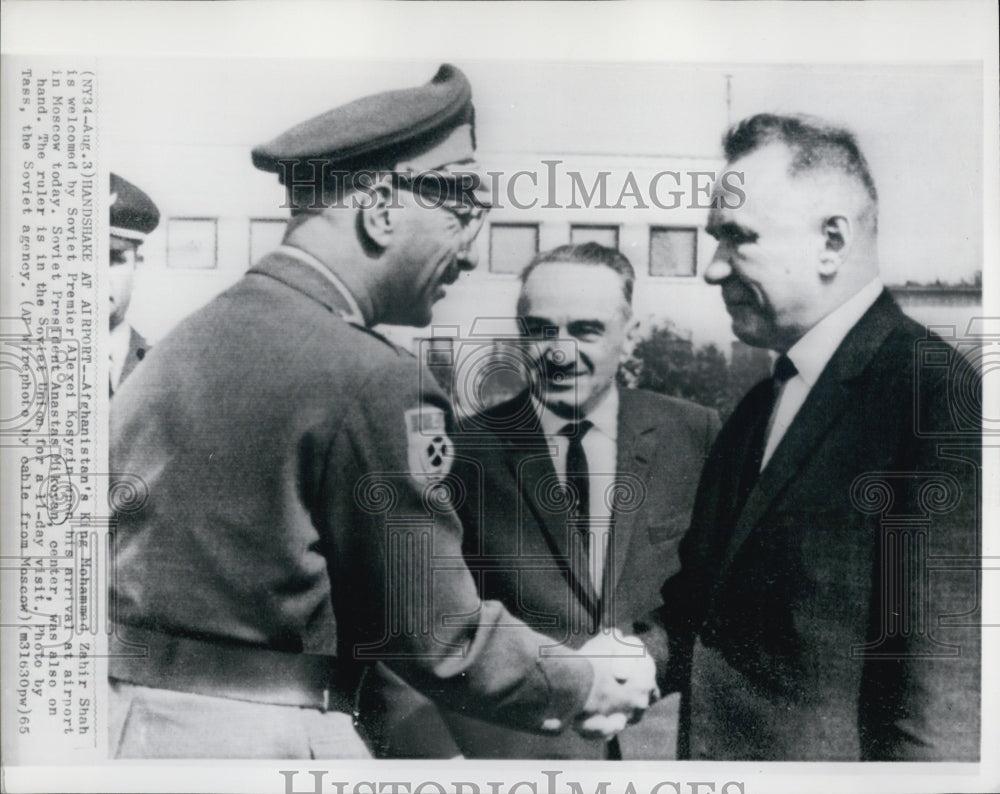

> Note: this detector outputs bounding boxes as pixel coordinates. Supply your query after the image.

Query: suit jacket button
[542,718,562,732]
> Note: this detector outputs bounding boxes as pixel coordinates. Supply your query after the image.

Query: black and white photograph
[1,2,997,793]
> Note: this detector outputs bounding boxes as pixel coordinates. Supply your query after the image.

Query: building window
[167,218,218,269]
[649,227,697,277]
[490,223,539,274]
[570,224,619,250]
[249,218,287,266]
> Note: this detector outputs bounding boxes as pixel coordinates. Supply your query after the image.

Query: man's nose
[704,246,733,284]
[456,240,479,271]
[542,337,575,367]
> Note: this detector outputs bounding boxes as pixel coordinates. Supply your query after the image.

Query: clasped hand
[574,629,659,740]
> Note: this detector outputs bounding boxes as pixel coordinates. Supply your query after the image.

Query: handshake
[573,629,660,740]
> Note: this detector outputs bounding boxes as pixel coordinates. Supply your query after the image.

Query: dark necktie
[768,353,799,429]
[735,354,798,515]
[561,420,593,550]
[772,352,798,388]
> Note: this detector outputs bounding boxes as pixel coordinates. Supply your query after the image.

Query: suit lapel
[718,291,904,581]
[717,374,853,579]
[493,393,600,614]
[608,391,656,602]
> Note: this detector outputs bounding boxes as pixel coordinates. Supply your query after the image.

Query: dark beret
[251,64,475,178]
[110,173,160,241]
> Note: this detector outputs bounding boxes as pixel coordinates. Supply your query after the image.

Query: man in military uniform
[109,173,158,395]
[108,65,656,759]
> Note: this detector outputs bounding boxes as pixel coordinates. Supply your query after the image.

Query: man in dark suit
[109,173,158,395]
[364,242,719,759]
[641,114,981,760]
[108,66,654,759]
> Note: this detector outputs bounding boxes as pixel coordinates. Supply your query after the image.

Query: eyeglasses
[444,203,487,252]
[392,172,489,249]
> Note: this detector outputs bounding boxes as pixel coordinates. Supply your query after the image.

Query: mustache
[540,357,590,382]
[438,257,465,288]
[722,278,764,308]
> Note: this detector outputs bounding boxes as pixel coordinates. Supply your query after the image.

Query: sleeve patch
[405,407,453,481]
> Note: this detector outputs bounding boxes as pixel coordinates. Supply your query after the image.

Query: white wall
[102,60,983,351]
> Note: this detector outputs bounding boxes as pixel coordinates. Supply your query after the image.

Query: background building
[105,60,984,390]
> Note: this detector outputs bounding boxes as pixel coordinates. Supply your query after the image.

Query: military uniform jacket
[646,291,981,760]
[109,251,591,734]
[109,326,149,397]
[121,327,149,384]
[364,388,719,759]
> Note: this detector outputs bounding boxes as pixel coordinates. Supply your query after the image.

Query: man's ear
[620,312,641,360]
[818,215,852,278]
[359,176,395,248]
[625,313,640,343]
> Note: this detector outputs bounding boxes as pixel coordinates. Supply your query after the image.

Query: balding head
[723,113,879,233]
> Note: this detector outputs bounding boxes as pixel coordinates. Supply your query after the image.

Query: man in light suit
[109,173,158,395]
[364,242,719,759]
[642,114,981,760]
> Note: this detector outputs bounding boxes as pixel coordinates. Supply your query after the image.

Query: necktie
[735,354,797,515]
[560,420,597,626]
[561,420,593,550]
[772,353,798,392]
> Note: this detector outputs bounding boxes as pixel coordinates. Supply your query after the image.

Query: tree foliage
[619,322,771,420]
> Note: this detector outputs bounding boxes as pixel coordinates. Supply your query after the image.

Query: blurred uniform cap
[252,64,491,206]
[110,173,160,250]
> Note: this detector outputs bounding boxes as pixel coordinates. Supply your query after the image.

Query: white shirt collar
[785,277,884,387]
[276,244,365,325]
[534,385,619,442]
[109,321,133,389]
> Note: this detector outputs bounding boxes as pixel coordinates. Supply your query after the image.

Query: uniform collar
[275,245,367,326]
